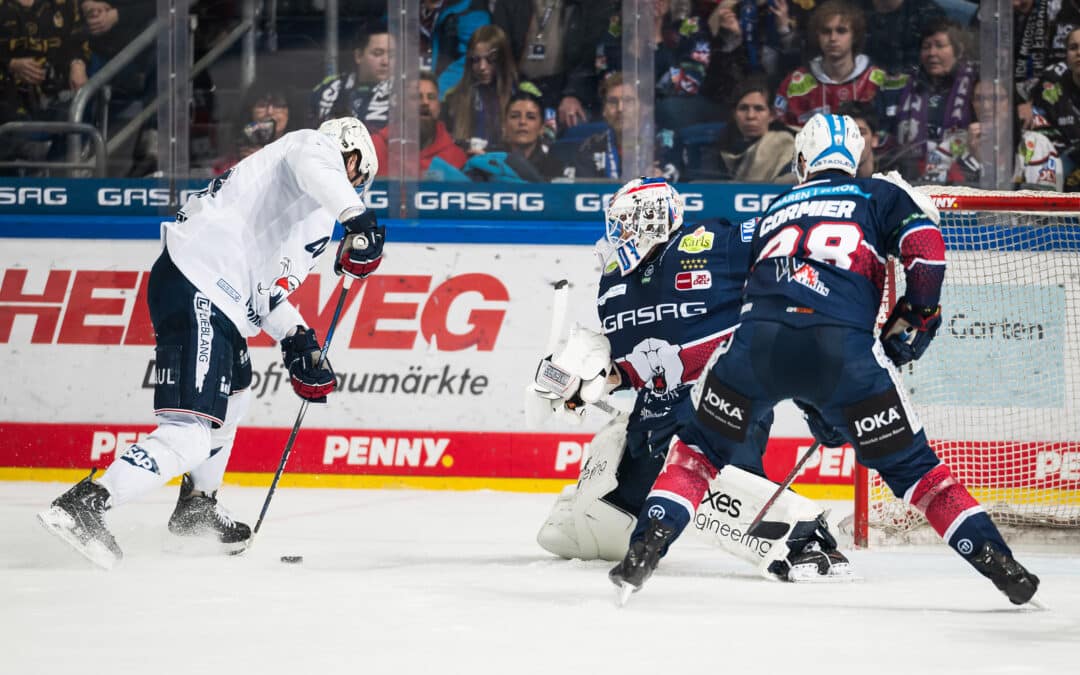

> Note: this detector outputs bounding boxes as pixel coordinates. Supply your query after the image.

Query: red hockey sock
[907,463,982,541]
[649,438,718,517]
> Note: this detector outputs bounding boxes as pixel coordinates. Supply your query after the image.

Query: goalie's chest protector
[596,219,751,395]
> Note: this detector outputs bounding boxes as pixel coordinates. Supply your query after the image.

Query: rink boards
[0,237,853,496]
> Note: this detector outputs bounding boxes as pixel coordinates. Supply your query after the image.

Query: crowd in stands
[5,0,1080,191]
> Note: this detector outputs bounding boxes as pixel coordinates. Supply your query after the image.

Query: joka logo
[854,407,901,438]
[704,389,744,422]
[699,489,741,518]
[120,445,160,474]
[647,504,666,520]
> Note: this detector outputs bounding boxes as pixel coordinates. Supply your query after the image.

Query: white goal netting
[859,188,1080,545]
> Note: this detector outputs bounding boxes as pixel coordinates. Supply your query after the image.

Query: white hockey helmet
[600,177,685,276]
[318,116,379,185]
[793,113,864,183]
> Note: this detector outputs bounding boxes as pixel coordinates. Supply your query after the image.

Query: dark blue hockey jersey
[745,172,945,330]
[597,217,754,433]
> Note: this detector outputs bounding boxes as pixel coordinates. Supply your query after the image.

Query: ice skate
[36,472,122,570]
[969,542,1040,606]
[168,474,251,553]
[768,514,855,583]
[608,517,675,606]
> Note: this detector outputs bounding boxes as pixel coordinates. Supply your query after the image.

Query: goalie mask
[793,113,864,183]
[598,177,685,276]
[318,117,378,187]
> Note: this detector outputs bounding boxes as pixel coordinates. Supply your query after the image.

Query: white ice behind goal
[852,187,1080,547]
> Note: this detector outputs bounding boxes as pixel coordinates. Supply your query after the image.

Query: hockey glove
[794,401,847,448]
[280,326,336,403]
[880,297,942,367]
[335,210,385,280]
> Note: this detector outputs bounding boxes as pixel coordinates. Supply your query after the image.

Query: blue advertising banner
[0,179,786,244]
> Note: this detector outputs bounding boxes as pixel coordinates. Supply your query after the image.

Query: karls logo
[0,270,509,351]
[853,407,900,438]
[575,192,704,213]
[0,186,67,205]
[323,436,450,467]
[600,301,707,333]
[414,191,544,212]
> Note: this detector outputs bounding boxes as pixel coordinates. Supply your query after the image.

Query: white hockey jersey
[165,129,364,340]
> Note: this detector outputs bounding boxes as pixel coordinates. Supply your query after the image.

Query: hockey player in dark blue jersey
[527,177,852,582]
[609,114,1040,606]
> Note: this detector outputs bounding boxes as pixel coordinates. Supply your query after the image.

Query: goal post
[852,187,1080,547]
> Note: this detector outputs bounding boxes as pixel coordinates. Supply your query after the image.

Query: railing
[0,122,107,176]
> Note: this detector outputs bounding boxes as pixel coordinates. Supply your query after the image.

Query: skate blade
[787,562,860,584]
[36,507,119,571]
[164,532,248,557]
[615,582,635,607]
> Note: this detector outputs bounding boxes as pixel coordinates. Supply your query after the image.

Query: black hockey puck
[280,555,304,564]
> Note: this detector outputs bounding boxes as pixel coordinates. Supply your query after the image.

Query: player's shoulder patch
[678,225,715,253]
[739,218,757,243]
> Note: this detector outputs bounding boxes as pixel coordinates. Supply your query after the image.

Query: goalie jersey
[597,218,753,436]
[165,129,364,341]
[745,173,944,330]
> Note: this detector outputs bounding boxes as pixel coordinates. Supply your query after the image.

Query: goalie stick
[746,441,822,538]
[245,277,355,551]
[543,279,619,417]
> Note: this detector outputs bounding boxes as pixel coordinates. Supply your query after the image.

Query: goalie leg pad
[536,417,632,560]
[693,465,854,581]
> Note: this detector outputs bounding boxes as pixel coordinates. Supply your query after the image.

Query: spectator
[1029,26,1080,190]
[965,78,1062,190]
[595,0,733,130]
[500,89,564,180]
[880,18,976,183]
[429,0,491,97]
[0,0,91,166]
[311,20,394,130]
[689,76,795,181]
[775,0,886,128]
[863,0,947,76]
[1015,0,1060,110]
[370,72,467,178]
[442,25,518,156]
[570,72,678,181]
[835,99,881,177]
[492,0,616,130]
[212,85,293,176]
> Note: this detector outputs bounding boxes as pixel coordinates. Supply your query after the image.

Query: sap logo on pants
[704,390,744,421]
[120,445,160,474]
[853,407,901,438]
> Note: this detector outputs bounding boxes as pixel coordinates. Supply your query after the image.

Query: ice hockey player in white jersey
[37,117,385,569]
[527,177,853,582]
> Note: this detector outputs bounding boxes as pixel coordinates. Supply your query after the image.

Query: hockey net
[852,187,1080,547]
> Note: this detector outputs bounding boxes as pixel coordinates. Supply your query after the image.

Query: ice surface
[3,482,1078,675]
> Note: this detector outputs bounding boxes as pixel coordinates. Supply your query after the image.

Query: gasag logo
[0,186,67,205]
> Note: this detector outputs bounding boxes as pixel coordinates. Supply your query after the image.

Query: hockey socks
[907,464,1011,560]
[630,439,717,554]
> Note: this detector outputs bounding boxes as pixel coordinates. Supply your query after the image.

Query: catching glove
[335,210,385,279]
[280,326,336,403]
[880,297,942,367]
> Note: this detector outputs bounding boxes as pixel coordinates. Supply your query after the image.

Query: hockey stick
[246,277,355,548]
[746,441,822,538]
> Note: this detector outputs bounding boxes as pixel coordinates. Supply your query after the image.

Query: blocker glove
[335,210,385,280]
[880,296,942,367]
[280,326,336,403]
